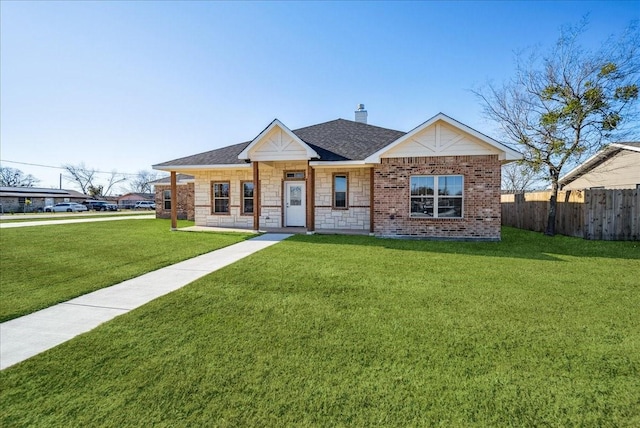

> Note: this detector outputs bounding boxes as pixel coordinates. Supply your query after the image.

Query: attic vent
[355,104,368,124]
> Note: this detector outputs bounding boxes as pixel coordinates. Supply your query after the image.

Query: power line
[0,159,151,177]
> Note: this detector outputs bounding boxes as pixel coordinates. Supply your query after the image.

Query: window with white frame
[212,181,230,214]
[410,175,463,218]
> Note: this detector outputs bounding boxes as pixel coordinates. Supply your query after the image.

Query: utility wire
[0,159,151,177]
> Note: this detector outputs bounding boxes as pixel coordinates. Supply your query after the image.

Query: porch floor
[177,226,371,236]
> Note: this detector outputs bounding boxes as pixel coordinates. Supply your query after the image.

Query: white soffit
[237,119,318,161]
[364,113,522,163]
[152,164,251,173]
[309,161,369,168]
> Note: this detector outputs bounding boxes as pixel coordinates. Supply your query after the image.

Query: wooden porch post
[306,162,315,233]
[253,161,260,231]
[170,171,177,230]
[369,167,375,234]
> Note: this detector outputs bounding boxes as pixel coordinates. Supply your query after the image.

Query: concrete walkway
[0,233,292,370]
[0,214,155,228]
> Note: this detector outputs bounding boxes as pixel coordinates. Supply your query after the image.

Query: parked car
[106,203,118,211]
[91,201,110,211]
[47,202,88,212]
[134,201,156,210]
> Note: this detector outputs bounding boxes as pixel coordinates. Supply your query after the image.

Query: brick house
[151,174,195,220]
[153,109,521,240]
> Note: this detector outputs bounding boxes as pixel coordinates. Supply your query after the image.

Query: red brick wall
[155,183,195,221]
[373,155,502,240]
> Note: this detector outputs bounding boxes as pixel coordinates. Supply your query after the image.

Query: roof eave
[153,164,251,172]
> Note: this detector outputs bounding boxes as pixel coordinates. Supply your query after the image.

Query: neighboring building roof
[149,174,195,185]
[0,187,89,199]
[117,192,154,200]
[559,142,640,188]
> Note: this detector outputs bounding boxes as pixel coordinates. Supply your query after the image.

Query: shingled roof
[154,119,406,168]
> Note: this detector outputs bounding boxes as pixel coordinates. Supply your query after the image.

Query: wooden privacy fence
[501,189,639,240]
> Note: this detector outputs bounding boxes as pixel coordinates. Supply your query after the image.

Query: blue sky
[1,1,638,191]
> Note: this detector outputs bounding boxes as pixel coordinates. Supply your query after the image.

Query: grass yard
[0,219,253,321]
[1,228,639,426]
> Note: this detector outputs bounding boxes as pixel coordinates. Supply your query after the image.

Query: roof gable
[559,142,640,187]
[238,119,318,161]
[365,113,521,163]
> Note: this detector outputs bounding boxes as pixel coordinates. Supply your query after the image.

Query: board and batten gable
[365,115,520,162]
[380,121,502,158]
[238,119,318,162]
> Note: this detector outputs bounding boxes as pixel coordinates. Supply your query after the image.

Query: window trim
[211,181,231,215]
[332,172,349,210]
[241,181,254,216]
[409,175,464,219]
[163,189,171,210]
[284,170,305,180]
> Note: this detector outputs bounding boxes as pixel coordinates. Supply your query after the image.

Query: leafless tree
[63,163,96,194]
[0,167,40,187]
[63,163,126,196]
[475,20,639,235]
[502,162,545,193]
[102,170,127,196]
[128,170,160,194]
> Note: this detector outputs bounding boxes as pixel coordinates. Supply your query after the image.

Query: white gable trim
[364,113,522,163]
[559,143,640,186]
[237,119,318,161]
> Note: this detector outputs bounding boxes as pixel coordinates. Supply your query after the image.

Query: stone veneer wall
[258,161,308,228]
[155,183,195,221]
[193,169,254,228]
[314,168,370,230]
[373,155,502,240]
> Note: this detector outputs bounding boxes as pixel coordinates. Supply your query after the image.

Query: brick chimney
[354,104,367,124]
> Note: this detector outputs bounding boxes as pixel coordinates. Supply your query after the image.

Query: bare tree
[102,170,127,196]
[502,162,545,193]
[128,170,159,194]
[63,163,96,194]
[0,167,40,187]
[63,163,127,196]
[475,21,639,235]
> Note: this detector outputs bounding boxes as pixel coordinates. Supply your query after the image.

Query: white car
[46,202,88,213]
[134,201,156,210]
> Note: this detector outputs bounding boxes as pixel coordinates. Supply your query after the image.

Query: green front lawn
[0,219,252,321]
[1,228,639,426]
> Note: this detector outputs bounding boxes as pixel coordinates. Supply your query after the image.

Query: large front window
[410,175,463,218]
[212,182,230,214]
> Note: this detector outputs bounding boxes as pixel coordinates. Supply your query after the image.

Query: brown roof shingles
[154,119,406,167]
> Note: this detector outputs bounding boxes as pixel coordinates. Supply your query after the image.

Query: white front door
[285,181,305,227]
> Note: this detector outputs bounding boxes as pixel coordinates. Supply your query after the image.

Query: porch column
[253,161,260,231]
[369,167,375,234]
[306,162,315,232]
[170,171,177,230]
